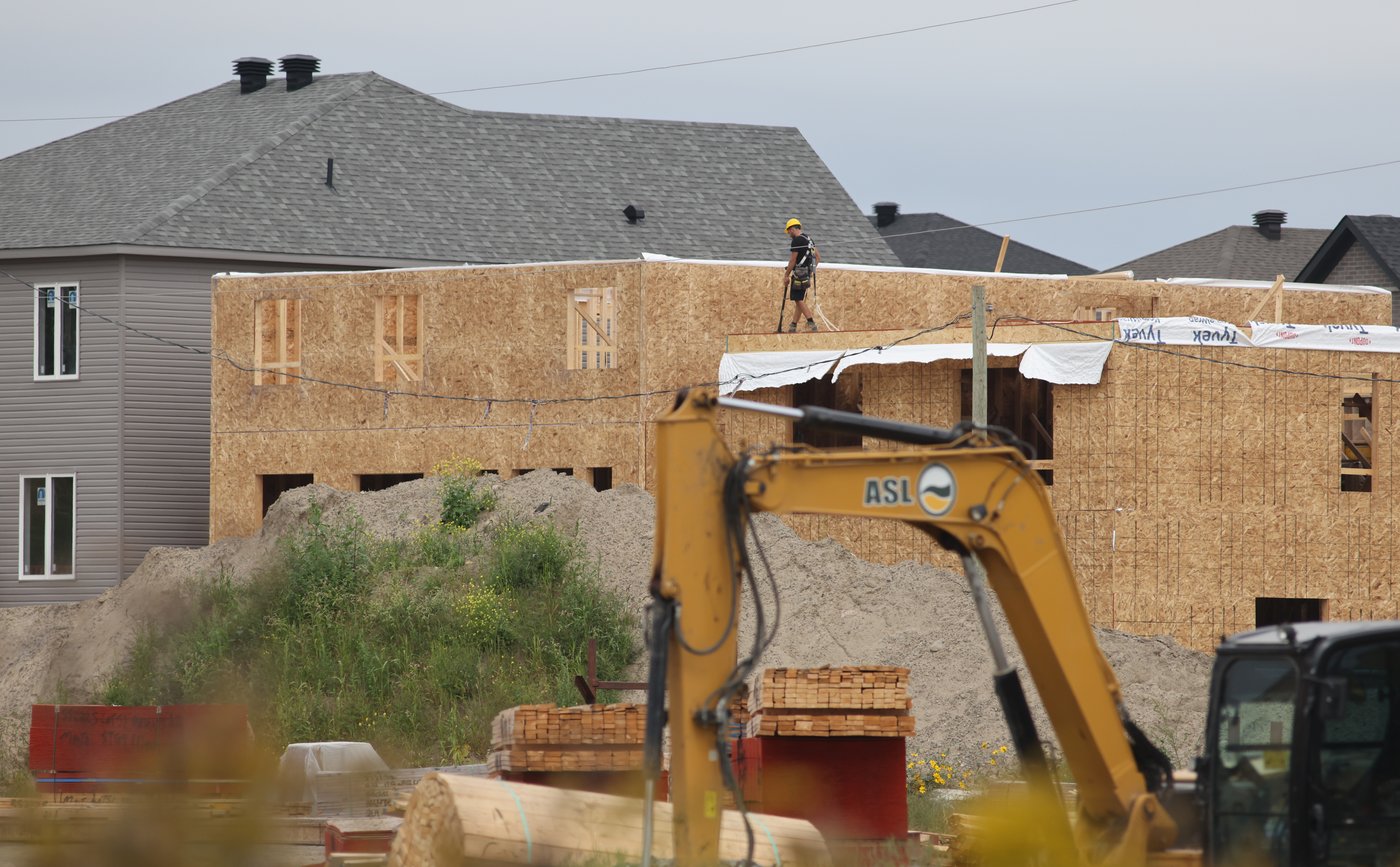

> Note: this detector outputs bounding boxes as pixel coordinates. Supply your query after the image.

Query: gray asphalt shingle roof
[869,211,1094,274]
[0,73,899,266]
[1112,224,1329,281]
[1297,215,1400,287]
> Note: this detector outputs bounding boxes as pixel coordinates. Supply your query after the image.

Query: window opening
[20,475,74,579]
[1342,378,1375,492]
[590,467,614,492]
[1093,307,1117,321]
[568,288,617,370]
[1255,597,1327,628]
[35,284,79,379]
[253,299,302,385]
[374,295,423,383]
[358,473,424,492]
[552,468,574,477]
[961,368,1054,484]
[261,473,314,517]
[791,373,863,449]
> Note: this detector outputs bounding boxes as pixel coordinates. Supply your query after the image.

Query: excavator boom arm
[650,390,1174,866]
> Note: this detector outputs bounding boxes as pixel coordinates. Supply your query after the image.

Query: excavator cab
[1204,622,1400,867]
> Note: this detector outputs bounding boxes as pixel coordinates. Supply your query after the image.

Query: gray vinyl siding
[118,256,218,577]
[118,256,362,578]
[0,257,122,604]
[0,253,365,605]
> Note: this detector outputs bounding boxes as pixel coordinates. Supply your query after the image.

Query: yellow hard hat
[785,218,802,231]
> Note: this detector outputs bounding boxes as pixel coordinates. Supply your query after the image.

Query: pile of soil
[0,471,1211,773]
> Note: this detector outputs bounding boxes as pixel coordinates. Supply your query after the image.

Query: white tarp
[718,350,843,395]
[830,343,1029,380]
[1248,322,1400,353]
[1019,341,1114,385]
[720,341,1113,395]
[1117,316,1250,347]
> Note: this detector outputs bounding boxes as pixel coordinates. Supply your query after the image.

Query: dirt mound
[499,472,1212,767]
[0,470,1211,773]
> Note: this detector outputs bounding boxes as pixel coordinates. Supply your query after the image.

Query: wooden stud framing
[373,295,423,383]
[567,287,617,370]
[253,298,302,386]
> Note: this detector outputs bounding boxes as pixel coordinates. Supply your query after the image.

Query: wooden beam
[1246,274,1286,324]
[379,339,420,382]
[994,235,1011,274]
[373,296,385,383]
[253,301,265,386]
[574,303,612,346]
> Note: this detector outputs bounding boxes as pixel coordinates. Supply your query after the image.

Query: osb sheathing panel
[817,339,1400,651]
[211,261,1393,650]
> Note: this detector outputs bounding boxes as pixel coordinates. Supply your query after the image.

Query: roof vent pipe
[1252,209,1287,239]
[279,54,321,92]
[233,57,273,94]
[873,201,900,228]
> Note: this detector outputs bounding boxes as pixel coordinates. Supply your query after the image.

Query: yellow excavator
[640,388,1400,867]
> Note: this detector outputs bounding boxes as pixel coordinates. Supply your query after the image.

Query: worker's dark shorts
[788,279,809,302]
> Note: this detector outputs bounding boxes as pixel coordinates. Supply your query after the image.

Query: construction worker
[783,218,820,332]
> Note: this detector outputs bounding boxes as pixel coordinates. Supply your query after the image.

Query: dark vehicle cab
[1204,621,1400,867]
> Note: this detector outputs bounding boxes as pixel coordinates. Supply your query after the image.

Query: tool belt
[791,264,813,286]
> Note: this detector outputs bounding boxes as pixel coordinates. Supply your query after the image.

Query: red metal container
[732,736,908,841]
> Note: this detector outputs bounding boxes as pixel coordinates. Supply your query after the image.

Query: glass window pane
[51,477,74,575]
[1313,643,1400,865]
[21,479,46,576]
[38,290,55,377]
[60,288,78,376]
[1213,657,1297,866]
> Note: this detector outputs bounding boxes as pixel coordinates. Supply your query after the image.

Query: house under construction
[209,258,1394,650]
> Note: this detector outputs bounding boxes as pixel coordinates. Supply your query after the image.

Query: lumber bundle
[749,666,915,738]
[489,704,645,774]
[387,772,830,867]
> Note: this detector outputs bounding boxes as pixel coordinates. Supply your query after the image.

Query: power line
[0,2,1079,125]
[0,265,969,410]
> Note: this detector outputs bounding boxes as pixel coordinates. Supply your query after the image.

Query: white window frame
[18,473,76,581]
[33,283,80,381]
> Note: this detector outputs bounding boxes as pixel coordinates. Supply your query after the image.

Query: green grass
[102,478,637,767]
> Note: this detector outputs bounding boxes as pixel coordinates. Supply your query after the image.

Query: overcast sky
[3,0,1397,269]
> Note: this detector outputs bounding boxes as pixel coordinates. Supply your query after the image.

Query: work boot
[787,321,797,333]
[807,318,818,332]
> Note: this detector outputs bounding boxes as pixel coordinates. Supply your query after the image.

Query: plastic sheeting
[718,350,843,395]
[1248,322,1400,353]
[278,741,390,812]
[1117,316,1250,347]
[1117,317,1400,354]
[1019,341,1114,385]
[719,342,1113,395]
[829,343,1029,380]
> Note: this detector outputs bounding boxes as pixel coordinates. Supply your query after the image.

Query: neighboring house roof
[1297,215,1400,287]
[1113,214,1329,280]
[868,208,1094,274]
[0,71,898,266]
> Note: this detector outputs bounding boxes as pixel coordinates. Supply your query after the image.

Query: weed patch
[103,483,637,767]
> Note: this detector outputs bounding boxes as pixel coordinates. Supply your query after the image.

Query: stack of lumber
[488,704,645,774]
[749,666,915,738]
[387,772,830,866]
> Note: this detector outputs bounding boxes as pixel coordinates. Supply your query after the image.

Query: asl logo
[917,463,957,517]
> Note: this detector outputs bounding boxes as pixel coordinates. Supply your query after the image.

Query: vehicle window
[1213,657,1297,867]
[1313,642,1400,865]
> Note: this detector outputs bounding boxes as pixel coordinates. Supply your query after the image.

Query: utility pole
[971,283,987,426]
